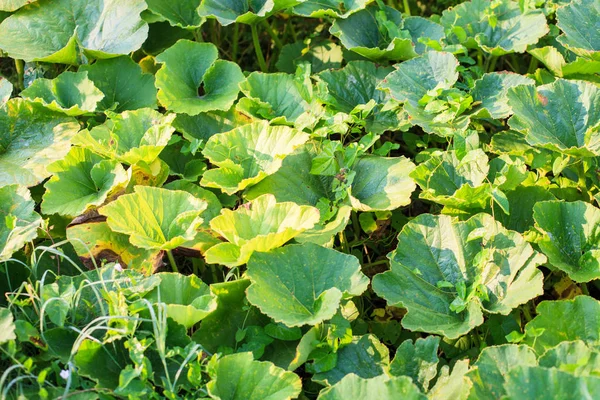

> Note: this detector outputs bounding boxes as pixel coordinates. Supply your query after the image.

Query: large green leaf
[556,0,600,61]
[276,39,343,74]
[41,147,129,217]
[410,149,491,212]
[146,0,205,28]
[350,155,416,211]
[244,148,351,245]
[207,352,302,400]
[155,40,244,115]
[192,280,270,353]
[201,121,309,194]
[73,108,175,165]
[144,273,216,328]
[507,79,600,157]
[539,341,600,377]
[467,344,538,400]
[389,336,440,391]
[317,374,426,400]
[246,243,368,327]
[173,107,252,146]
[427,360,472,400]
[20,71,103,116]
[204,194,320,267]
[67,221,163,275]
[0,99,80,187]
[293,0,372,18]
[79,56,157,112]
[403,16,445,55]
[317,61,390,114]
[504,366,600,400]
[471,73,534,119]
[74,340,129,389]
[373,213,545,339]
[533,200,600,282]
[313,334,390,385]
[199,0,301,25]
[378,52,459,106]
[378,52,464,135]
[493,185,556,233]
[330,5,417,61]
[528,46,600,78]
[0,0,148,64]
[245,147,336,206]
[0,185,42,262]
[237,71,316,126]
[0,0,37,12]
[99,186,207,250]
[524,296,600,354]
[316,61,403,134]
[440,0,548,55]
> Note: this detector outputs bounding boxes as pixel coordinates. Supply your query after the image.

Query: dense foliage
[1,0,600,398]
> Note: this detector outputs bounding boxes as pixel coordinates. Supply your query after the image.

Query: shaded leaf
[313,334,390,385]
[389,336,440,391]
[144,273,216,328]
[20,71,103,116]
[79,56,157,112]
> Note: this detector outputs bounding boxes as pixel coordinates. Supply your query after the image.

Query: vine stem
[251,24,268,72]
[15,59,24,90]
[166,250,178,273]
[403,0,411,15]
[261,19,283,50]
[232,23,239,62]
